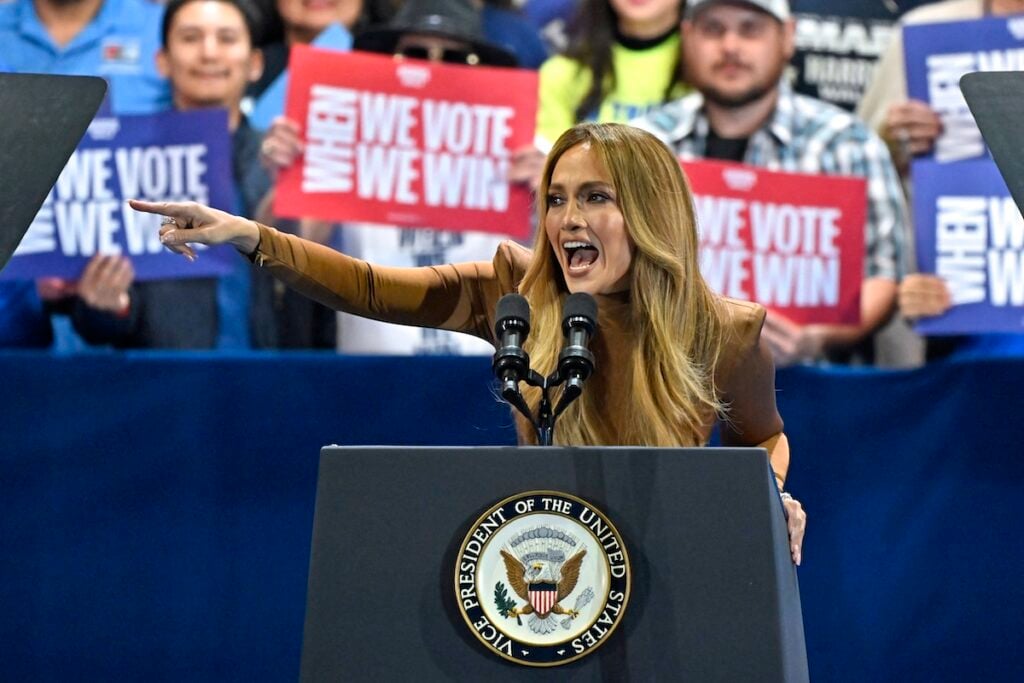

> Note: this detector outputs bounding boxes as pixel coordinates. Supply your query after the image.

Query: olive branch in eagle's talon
[494,581,522,625]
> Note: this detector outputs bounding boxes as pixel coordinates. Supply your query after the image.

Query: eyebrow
[547,180,615,193]
[173,23,245,34]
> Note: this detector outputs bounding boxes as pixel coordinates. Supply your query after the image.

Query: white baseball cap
[684,0,791,22]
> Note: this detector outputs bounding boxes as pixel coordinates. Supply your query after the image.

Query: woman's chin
[563,279,600,296]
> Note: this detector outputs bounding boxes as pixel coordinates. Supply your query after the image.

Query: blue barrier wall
[1,352,1022,681]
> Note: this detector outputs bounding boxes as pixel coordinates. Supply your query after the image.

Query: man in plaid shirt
[632,0,907,366]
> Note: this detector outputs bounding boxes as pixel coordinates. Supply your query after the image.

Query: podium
[299,446,808,682]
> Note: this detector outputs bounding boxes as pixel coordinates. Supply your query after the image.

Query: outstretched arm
[129,200,519,342]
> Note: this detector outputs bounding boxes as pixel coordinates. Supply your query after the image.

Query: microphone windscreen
[496,293,531,327]
[562,292,597,326]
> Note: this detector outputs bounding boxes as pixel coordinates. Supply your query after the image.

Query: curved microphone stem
[553,376,583,418]
[502,365,578,446]
[537,392,554,446]
[500,381,534,428]
[522,369,553,445]
[506,369,556,445]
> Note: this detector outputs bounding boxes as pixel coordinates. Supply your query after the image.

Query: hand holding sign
[260,116,304,180]
[898,273,952,321]
[507,145,547,192]
[882,99,943,166]
[761,312,828,367]
[129,200,261,259]
[903,15,1024,164]
[78,254,134,314]
[912,158,1024,334]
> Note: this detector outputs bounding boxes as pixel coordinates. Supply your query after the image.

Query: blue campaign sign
[2,109,237,282]
[904,14,1024,163]
[913,158,1024,334]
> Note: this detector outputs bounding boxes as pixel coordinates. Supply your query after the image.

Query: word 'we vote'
[19,145,210,258]
[303,86,515,211]
[696,195,843,307]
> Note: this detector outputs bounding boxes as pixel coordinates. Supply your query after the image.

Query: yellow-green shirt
[536,34,687,145]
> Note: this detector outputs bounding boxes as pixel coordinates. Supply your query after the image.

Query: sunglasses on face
[394,45,481,66]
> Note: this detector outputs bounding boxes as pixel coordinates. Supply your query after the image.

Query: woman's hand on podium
[781,493,806,566]
[129,200,262,259]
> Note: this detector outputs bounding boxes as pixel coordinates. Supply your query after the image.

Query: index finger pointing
[128,199,195,219]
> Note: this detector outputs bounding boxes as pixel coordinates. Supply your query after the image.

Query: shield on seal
[528,582,558,616]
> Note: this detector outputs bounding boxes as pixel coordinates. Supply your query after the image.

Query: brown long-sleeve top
[250,223,789,485]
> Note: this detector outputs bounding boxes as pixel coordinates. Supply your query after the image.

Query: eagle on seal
[500,547,587,622]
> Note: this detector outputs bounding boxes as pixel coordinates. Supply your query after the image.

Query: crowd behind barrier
[1,350,1022,681]
[2,0,1023,364]
[3,0,1024,677]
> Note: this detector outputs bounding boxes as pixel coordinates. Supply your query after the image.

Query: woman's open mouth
[564,240,599,274]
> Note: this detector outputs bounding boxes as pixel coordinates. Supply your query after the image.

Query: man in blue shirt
[67,0,274,349]
[0,0,169,113]
[0,0,170,347]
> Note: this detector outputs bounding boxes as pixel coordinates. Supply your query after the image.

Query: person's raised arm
[129,200,523,341]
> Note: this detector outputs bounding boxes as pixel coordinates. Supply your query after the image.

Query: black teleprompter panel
[0,73,107,271]
[961,71,1024,220]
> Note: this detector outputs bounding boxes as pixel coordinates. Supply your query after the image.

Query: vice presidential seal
[454,491,630,667]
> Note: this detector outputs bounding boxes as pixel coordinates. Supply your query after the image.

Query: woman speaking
[131,122,807,564]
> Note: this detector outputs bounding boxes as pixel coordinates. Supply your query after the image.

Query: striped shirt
[631,82,908,280]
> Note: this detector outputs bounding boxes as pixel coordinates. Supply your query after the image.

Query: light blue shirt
[0,0,170,114]
[0,0,169,349]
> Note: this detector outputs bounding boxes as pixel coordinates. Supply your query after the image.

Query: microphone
[555,293,597,415]
[492,293,531,389]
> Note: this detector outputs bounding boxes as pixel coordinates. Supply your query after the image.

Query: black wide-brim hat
[354,0,519,68]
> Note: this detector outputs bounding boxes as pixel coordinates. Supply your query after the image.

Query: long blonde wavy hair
[519,122,725,446]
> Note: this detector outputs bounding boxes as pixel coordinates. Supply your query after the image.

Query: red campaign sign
[683,160,866,325]
[274,46,538,238]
